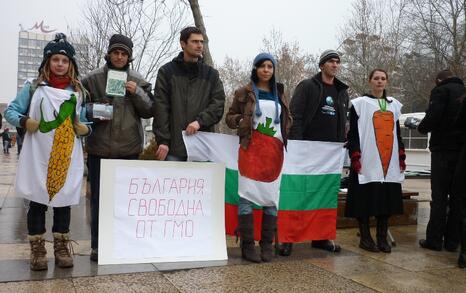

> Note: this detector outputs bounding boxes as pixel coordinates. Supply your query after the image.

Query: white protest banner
[98,160,227,265]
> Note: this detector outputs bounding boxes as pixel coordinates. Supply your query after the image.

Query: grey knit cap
[319,49,340,66]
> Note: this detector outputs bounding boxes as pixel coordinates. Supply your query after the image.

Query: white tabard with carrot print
[15,86,84,207]
[352,96,404,184]
[238,100,284,208]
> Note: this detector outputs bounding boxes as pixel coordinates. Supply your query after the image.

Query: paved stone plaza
[0,150,465,292]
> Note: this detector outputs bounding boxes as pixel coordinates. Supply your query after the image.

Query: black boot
[260,214,277,262]
[238,214,261,263]
[358,217,379,252]
[458,219,466,268]
[376,216,391,253]
[279,243,293,256]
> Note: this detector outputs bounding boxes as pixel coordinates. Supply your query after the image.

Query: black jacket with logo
[289,72,349,142]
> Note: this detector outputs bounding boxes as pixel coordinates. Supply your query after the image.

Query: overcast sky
[0,0,353,103]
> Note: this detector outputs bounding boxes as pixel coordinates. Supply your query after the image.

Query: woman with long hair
[5,33,89,270]
[226,53,292,262]
[345,69,406,253]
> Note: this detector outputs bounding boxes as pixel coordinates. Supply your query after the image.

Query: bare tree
[339,0,466,112]
[186,0,214,66]
[72,0,188,82]
[216,57,250,134]
[338,0,409,98]
[216,30,317,134]
[406,0,466,77]
[262,29,318,102]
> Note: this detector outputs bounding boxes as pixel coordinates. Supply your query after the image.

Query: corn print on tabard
[13,86,84,207]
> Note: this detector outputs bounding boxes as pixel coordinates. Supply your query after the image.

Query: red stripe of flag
[225,203,336,242]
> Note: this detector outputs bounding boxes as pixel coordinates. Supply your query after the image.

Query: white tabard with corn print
[15,85,84,207]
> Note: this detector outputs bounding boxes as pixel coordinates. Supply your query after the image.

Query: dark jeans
[88,154,139,249]
[426,151,462,247]
[27,201,70,235]
[166,155,187,161]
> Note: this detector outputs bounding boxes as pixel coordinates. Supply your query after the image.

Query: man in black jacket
[418,70,466,252]
[279,49,349,256]
[153,26,225,161]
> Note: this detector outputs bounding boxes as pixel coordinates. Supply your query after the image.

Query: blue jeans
[238,197,277,216]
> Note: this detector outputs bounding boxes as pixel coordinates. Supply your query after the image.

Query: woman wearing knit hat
[226,53,292,263]
[4,33,89,271]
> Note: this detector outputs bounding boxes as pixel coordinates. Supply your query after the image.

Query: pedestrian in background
[418,70,466,252]
[454,92,466,268]
[2,128,11,154]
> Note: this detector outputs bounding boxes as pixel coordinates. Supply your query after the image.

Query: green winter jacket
[82,65,153,158]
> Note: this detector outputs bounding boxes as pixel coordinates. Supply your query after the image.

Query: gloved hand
[399,148,406,172]
[25,118,40,133]
[350,151,362,174]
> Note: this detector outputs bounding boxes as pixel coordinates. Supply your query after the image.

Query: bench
[337,190,420,228]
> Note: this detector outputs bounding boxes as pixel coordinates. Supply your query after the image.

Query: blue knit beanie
[251,52,280,124]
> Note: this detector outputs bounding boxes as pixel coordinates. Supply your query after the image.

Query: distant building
[17,21,88,93]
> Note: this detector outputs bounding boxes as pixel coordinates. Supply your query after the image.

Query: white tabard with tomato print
[238,100,284,208]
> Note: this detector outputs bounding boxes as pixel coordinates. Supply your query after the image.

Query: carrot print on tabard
[373,109,394,177]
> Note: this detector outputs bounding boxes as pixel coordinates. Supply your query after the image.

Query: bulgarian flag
[183,132,345,242]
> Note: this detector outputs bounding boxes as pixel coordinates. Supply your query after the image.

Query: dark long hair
[368,68,392,103]
[250,59,274,91]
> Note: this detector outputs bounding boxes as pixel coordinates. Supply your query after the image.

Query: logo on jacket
[321,96,336,116]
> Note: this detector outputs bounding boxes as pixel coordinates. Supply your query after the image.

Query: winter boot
[238,214,261,263]
[260,214,277,262]
[53,233,74,268]
[459,219,466,268]
[376,216,391,253]
[357,217,379,252]
[279,243,293,256]
[29,234,48,271]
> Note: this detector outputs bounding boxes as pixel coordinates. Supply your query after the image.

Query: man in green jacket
[153,26,226,161]
[82,34,154,262]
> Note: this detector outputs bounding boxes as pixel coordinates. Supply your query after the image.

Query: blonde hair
[38,55,88,101]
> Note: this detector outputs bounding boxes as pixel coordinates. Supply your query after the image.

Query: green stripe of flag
[225,168,340,211]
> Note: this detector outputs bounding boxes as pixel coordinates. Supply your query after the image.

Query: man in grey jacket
[153,26,225,161]
[82,34,153,262]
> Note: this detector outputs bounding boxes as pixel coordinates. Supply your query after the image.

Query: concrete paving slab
[1,153,465,292]
[154,260,229,272]
[0,256,158,283]
[72,272,179,293]
[0,279,75,293]
[306,254,405,278]
[164,261,377,293]
[352,270,466,293]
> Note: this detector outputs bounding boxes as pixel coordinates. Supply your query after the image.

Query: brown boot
[29,234,48,271]
[53,233,74,268]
